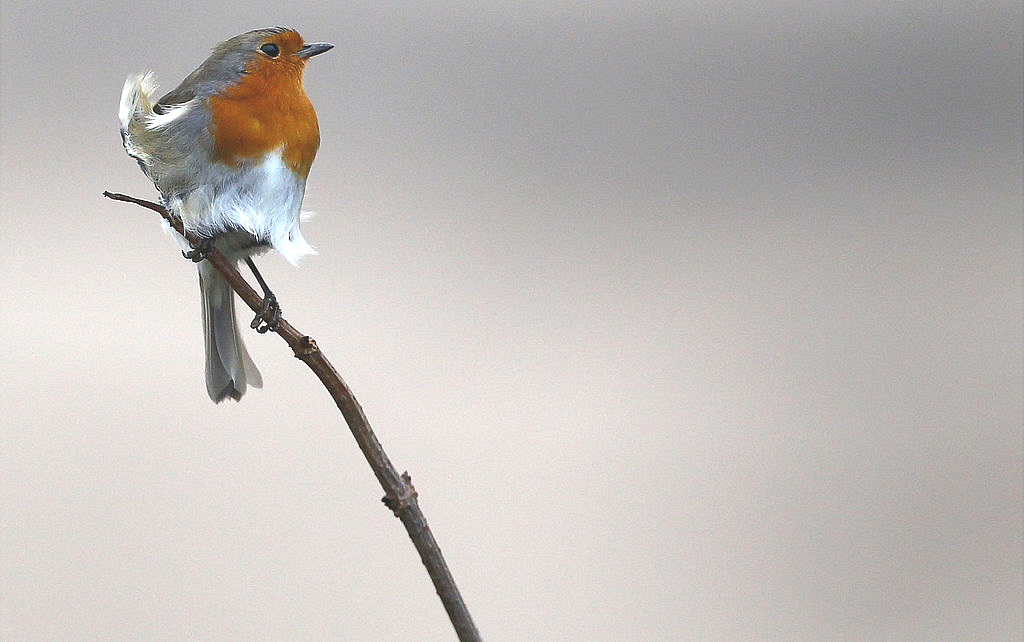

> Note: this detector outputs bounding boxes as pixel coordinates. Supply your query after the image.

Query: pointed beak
[296,42,334,58]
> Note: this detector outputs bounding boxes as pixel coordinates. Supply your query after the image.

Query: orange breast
[208,61,320,178]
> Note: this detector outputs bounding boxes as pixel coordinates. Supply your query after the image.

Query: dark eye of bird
[259,43,280,58]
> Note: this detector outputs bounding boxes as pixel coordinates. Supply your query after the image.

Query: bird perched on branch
[118,27,332,402]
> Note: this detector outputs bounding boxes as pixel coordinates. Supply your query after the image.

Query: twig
[103,191,482,641]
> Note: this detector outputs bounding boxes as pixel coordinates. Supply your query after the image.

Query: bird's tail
[118,72,159,167]
[199,261,263,402]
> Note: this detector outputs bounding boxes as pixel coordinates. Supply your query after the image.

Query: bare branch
[104,191,481,641]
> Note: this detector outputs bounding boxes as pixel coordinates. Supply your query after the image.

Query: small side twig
[103,191,481,641]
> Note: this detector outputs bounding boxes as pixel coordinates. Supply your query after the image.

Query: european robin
[118,27,332,402]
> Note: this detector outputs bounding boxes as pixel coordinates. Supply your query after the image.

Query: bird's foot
[251,293,281,334]
[182,238,214,262]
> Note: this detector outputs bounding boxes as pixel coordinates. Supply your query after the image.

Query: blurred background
[1,1,1021,639]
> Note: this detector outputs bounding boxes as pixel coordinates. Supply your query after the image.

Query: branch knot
[382,471,418,516]
[296,335,319,356]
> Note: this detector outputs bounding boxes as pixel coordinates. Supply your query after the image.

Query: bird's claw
[182,238,214,262]
[251,294,281,333]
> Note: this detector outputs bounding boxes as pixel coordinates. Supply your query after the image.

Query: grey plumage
[199,261,262,402]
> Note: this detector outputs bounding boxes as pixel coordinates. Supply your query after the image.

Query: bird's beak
[296,42,334,58]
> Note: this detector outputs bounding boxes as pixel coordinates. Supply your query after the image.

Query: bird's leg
[245,256,281,333]
[182,237,215,262]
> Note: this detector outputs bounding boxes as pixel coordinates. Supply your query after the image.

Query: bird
[118,27,332,403]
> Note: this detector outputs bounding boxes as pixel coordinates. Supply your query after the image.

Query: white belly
[171,150,315,265]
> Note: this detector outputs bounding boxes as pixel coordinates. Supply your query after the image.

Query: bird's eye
[259,43,280,58]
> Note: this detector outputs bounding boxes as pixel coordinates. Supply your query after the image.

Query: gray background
[1,1,1021,639]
